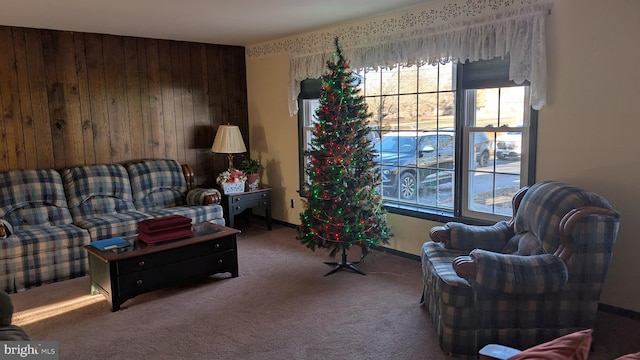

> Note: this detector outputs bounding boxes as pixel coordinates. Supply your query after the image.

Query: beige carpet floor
[9,222,640,359]
[9,223,448,360]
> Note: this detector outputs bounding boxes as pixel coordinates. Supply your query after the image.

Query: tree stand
[324,247,366,276]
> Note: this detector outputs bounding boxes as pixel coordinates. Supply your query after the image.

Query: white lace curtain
[288,4,551,116]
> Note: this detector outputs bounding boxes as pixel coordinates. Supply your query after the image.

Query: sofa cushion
[126,159,188,211]
[72,211,151,240]
[61,164,152,239]
[143,205,225,225]
[0,169,74,227]
[61,164,138,218]
[125,159,224,224]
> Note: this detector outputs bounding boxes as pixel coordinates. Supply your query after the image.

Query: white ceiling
[0,0,433,46]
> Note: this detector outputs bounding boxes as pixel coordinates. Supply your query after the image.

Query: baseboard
[265,218,420,261]
[598,303,640,320]
[372,245,420,261]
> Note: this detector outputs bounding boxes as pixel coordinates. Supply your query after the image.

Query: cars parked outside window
[375,130,494,200]
[375,131,452,200]
[496,132,522,159]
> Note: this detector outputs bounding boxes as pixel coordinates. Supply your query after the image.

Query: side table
[222,187,272,230]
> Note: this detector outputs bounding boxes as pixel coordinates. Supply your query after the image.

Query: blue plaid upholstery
[0,169,91,293]
[421,181,620,357]
[61,164,152,240]
[125,159,225,225]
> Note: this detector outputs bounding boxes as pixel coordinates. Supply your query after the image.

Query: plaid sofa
[125,159,224,226]
[0,160,225,294]
[0,169,91,293]
[421,181,621,357]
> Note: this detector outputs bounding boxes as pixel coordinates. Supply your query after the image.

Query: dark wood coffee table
[85,222,240,311]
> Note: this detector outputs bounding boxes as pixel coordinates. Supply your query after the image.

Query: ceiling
[0,0,434,46]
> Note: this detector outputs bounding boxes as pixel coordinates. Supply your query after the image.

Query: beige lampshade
[211,125,247,154]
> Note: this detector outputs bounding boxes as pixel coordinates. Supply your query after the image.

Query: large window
[299,58,536,222]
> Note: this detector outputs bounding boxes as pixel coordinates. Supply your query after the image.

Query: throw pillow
[616,352,640,360]
[509,329,592,360]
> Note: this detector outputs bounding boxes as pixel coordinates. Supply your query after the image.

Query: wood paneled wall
[0,25,248,186]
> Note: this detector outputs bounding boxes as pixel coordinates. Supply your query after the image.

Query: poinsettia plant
[216,169,247,184]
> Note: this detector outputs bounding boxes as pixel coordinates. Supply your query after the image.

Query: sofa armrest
[181,164,195,191]
[430,221,513,253]
[187,188,221,205]
[455,249,568,295]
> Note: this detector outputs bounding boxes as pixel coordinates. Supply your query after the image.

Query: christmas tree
[297,38,392,276]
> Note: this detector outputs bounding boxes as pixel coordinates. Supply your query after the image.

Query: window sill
[383,202,496,226]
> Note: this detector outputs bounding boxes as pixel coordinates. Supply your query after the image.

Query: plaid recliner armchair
[421,181,620,357]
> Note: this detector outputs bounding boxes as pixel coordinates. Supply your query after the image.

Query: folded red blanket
[138,228,194,245]
[137,215,192,234]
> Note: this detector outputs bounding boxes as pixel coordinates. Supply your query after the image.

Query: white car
[496,132,522,159]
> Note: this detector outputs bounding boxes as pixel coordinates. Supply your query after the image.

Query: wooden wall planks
[0,25,248,187]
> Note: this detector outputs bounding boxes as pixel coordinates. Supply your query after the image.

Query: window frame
[298,58,537,224]
[297,79,322,194]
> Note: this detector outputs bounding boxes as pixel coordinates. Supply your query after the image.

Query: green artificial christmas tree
[297,38,392,276]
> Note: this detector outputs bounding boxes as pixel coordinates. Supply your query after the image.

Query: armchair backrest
[125,159,188,211]
[504,180,620,322]
[0,169,73,228]
[61,164,137,219]
[504,181,618,258]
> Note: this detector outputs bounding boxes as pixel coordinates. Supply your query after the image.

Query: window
[298,58,536,222]
[298,79,321,189]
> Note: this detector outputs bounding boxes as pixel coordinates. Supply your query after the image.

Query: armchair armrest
[187,188,221,205]
[0,219,12,238]
[455,249,568,295]
[556,205,620,262]
[430,221,514,252]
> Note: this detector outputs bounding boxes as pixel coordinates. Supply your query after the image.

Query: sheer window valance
[288,4,551,116]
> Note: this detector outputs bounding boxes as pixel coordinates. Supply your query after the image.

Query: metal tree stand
[323,247,366,276]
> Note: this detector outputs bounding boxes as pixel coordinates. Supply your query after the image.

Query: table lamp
[211,125,247,171]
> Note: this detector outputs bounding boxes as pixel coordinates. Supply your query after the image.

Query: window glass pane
[500,87,526,127]
[399,94,417,130]
[418,93,438,130]
[496,131,523,165]
[439,63,455,91]
[418,63,438,93]
[438,92,455,130]
[475,88,499,127]
[420,169,454,209]
[468,172,519,217]
[399,65,418,94]
[381,95,399,131]
[367,96,383,125]
[364,68,381,96]
[469,131,493,170]
[381,67,398,95]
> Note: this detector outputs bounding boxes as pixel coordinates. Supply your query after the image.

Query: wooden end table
[85,223,240,311]
[222,187,272,230]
